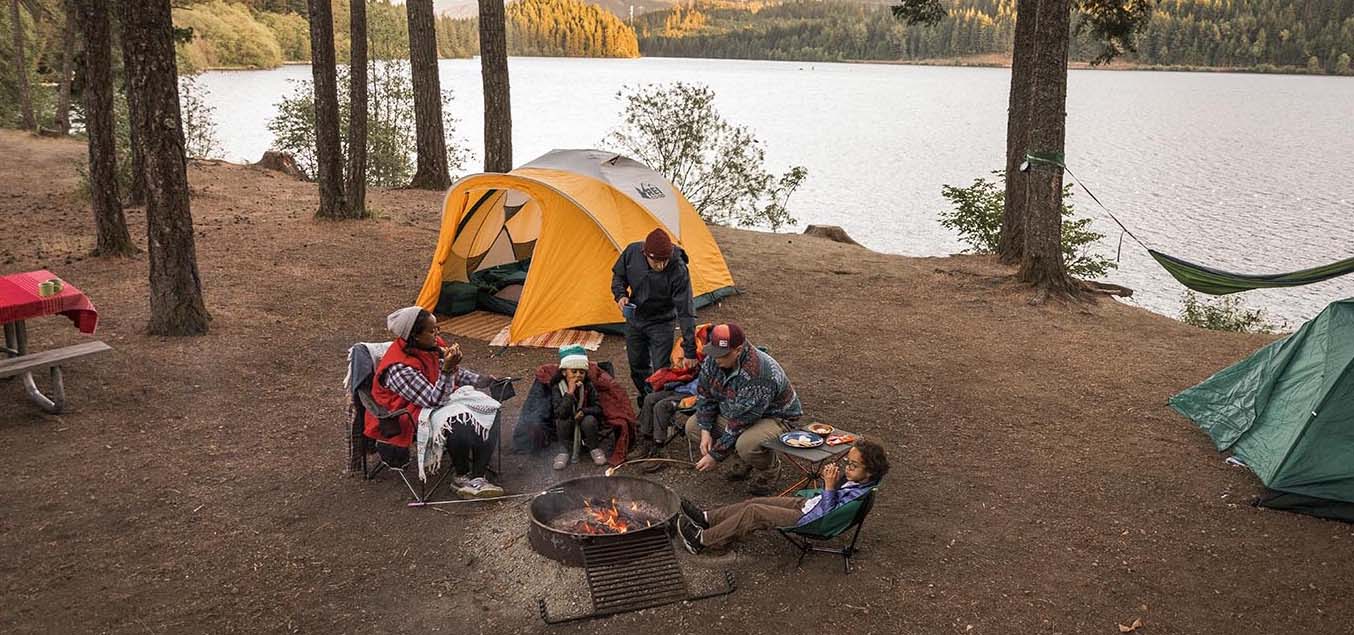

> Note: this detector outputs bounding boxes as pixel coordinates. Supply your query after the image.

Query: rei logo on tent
[635,182,666,199]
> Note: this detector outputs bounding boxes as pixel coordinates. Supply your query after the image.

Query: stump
[803,225,863,247]
[253,151,307,180]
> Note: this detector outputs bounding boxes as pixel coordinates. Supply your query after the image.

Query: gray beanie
[387,306,424,341]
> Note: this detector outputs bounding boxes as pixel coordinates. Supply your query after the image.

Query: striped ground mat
[438,311,604,351]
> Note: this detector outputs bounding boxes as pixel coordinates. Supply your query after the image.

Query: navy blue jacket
[610,242,697,358]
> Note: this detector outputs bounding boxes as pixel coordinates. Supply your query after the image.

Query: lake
[198,57,1354,327]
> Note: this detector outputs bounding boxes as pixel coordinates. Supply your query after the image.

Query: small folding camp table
[761,428,857,496]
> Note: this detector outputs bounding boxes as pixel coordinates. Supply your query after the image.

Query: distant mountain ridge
[435,0,674,19]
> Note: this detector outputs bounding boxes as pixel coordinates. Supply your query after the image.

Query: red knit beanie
[643,228,674,259]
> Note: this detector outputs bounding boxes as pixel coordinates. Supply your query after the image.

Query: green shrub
[938,170,1118,279]
[1179,291,1282,333]
[267,61,468,187]
[602,82,806,231]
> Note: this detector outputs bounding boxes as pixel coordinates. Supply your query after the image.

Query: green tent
[1170,298,1354,521]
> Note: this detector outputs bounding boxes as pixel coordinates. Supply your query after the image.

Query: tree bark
[307,0,346,217]
[78,0,136,257]
[118,9,148,207]
[406,0,449,189]
[122,0,210,335]
[1017,0,1081,298]
[53,2,77,134]
[997,0,1038,264]
[478,0,511,172]
[344,0,367,218]
[9,0,36,130]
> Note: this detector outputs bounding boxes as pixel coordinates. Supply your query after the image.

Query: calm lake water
[198,57,1354,327]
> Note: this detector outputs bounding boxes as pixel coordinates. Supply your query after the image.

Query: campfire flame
[568,497,655,535]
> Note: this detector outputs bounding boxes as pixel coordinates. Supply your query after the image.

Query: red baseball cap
[704,323,746,357]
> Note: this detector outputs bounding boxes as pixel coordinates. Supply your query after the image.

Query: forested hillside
[440,0,641,57]
[636,0,1354,73]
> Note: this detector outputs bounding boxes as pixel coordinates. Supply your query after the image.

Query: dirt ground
[2,129,1352,634]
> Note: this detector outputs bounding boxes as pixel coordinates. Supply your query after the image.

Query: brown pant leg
[701,497,804,547]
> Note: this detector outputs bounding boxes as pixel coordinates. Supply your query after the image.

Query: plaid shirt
[384,364,483,409]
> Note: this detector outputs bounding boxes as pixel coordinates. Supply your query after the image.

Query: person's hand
[441,342,462,367]
[695,454,718,472]
[822,463,842,490]
[699,429,713,456]
[574,410,583,421]
[678,357,698,370]
[616,297,629,311]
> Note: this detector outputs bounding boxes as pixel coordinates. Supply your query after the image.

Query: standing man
[612,228,699,404]
[686,323,803,495]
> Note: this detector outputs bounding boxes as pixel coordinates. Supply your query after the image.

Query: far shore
[189,54,1352,78]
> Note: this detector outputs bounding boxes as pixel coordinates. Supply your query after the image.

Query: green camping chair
[777,485,879,574]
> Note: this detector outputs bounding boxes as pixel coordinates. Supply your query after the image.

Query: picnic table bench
[1,270,109,414]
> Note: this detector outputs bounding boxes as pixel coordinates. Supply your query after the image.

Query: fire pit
[528,475,680,566]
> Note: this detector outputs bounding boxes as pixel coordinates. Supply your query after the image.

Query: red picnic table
[0,270,109,414]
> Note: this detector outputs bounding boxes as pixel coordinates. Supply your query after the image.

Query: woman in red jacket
[366,306,503,498]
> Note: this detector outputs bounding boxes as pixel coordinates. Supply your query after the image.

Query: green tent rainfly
[1170,298,1354,521]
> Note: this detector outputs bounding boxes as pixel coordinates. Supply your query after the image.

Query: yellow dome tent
[415,149,736,344]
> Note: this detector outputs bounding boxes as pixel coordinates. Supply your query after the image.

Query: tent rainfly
[1170,298,1354,521]
[414,149,736,343]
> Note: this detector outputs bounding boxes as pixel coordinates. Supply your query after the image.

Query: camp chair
[777,486,879,574]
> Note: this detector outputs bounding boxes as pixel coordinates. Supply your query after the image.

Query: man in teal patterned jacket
[684,323,803,495]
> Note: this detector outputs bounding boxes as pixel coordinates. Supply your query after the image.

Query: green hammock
[1149,250,1354,296]
[1024,151,1354,296]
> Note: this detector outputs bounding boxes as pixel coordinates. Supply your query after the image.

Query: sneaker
[590,448,608,466]
[552,453,568,470]
[457,477,504,498]
[724,458,753,482]
[677,516,705,554]
[680,498,709,529]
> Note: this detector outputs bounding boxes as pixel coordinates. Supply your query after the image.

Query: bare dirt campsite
[3,130,1353,633]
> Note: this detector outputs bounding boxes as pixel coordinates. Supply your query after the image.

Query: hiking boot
[747,470,776,497]
[680,498,709,529]
[724,458,753,482]
[552,453,568,470]
[677,516,705,555]
[627,438,654,461]
[457,477,504,498]
[590,448,608,466]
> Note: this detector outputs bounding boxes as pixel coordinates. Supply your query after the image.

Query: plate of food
[805,422,834,436]
[780,430,824,448]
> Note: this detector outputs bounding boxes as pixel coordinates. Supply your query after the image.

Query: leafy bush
[267,61,468,187]
[179,75,223,159]
[1179,291,1282,333]
[939,170,1118,279]
[602,82,807,231]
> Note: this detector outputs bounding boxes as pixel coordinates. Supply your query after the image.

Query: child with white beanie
[551,345,607,469]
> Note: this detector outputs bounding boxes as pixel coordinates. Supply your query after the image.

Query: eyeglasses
[842,459,864,470]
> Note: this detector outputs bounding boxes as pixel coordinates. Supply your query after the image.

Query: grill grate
[582,530,689,614]
[537,527,737,625]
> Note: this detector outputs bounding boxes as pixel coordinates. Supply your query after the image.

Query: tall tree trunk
[122,26,147,207]
[53,2,77,134]
[78,0,136,257]
[406,0,449,189]
[997,0,1038,264]
[1017,0,1080,298]
[344,0,367,218]
[307,0,346,217]
[478,0,511,172]
[9,0,36,130]
[122,0,210,336]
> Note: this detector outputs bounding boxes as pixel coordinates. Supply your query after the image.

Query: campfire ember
[550,497,661,535]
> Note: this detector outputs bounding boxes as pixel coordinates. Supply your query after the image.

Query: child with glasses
[677,439,889,553]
